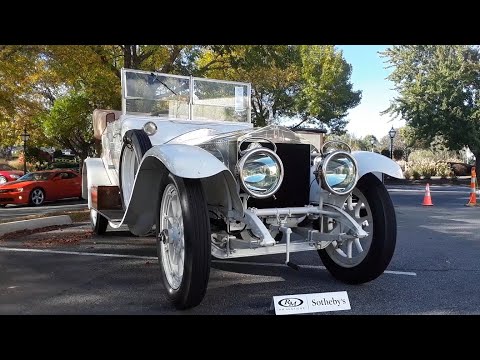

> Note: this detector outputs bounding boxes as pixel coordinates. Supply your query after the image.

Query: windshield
[17,172,52,181]
[122,69,251,122]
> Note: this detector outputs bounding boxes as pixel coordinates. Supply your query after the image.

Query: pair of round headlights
[237,146,359,199]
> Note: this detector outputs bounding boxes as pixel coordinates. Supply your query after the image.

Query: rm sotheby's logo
[278,298,304,307]
[272,291,351,315]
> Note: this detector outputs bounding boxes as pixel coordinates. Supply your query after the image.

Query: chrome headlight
[10,174,20,179]
[316,150,358,195]
[143,121,157,136]
[237,148,284,198]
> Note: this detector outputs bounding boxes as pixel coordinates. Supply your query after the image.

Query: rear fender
[82,158,112,208]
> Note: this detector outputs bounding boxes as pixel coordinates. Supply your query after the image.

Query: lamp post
[388,126,396,160]
[370,138,375,152]
[20,127,30,174]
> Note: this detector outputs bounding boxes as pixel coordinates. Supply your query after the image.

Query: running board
[91,185,126,224]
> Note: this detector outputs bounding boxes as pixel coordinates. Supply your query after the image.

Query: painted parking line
[0,247,416,276]
[0,247,158,260]
[212,260,417,276]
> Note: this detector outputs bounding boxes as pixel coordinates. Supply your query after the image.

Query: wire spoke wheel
[156,173,211,310]
[159,183,185,290]
[325,189,373,268]
[318,174,397,284]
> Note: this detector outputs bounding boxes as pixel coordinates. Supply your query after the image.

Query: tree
[198,45,361,131]
[381,45,480,179]
[40,91,95,167]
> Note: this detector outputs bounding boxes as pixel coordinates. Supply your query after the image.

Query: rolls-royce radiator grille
[247,143,311,209]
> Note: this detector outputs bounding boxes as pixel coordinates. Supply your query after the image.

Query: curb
[0,215,73,236]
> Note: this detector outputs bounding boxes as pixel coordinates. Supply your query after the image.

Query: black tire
[90,209,108,235]
[29,188,45,206]
[156,173,211,310]
[119,129,152,209]
[318,173,397,284]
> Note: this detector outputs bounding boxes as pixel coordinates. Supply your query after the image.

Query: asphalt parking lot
[1,184,479,315]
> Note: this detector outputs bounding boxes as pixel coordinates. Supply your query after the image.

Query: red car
[0,169,82,207]
[0,164,24,184]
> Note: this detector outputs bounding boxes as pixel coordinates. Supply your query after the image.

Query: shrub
[435,161,451,178]
[403,169,412,180]
[393,148,404,160]
[412,169,421,180]
[381,149,390,158]
[48,161,79,170]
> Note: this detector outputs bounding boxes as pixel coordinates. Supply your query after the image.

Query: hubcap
[325,188,373,268]
[159,183,185,290]
[121,146,139,208]
[31,189,44,205]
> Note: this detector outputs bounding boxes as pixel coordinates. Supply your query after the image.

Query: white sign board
[272,291,351,315]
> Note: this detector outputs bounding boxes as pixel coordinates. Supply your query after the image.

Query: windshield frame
[121,68,251,123]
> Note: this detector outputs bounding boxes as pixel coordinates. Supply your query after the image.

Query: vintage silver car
[82,68,403,309]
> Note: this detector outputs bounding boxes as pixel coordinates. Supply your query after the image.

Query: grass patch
[0,209,90,224]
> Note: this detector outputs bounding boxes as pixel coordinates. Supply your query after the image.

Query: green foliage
[1,45,362,150]
[403,169,412,180]
[40,91,94,161]
[408,149,463,164]
[435,162,452,178]
[25,147,52,164]
[381,45,480,176]
[393,149,404,160]
[199,45,361,131]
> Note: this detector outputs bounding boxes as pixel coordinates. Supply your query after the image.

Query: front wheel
[156,173,211,310]
[29,188,45,206]
[318,173,397,284]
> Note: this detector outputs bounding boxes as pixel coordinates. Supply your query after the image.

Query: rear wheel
[90,209,108,235]
[318,173,396,284]
[29,188,45,206]
[156,173,211,310]
[119,129,152,209]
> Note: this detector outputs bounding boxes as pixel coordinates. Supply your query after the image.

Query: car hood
[166,125,310,147]
[0,180,38,189]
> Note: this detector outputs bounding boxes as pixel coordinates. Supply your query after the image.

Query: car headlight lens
[143,121,157,136]
[16,188,23,192]
[237,148,284,198]
[318,151,358,195]
[10,174,20,179]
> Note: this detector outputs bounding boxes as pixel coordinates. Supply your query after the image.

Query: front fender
[120,144,243,236]
[352,151,404,179]
[142,144,229,179]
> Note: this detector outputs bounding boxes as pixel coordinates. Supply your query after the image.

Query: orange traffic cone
[466,167,477,207]
[422,183,434,206]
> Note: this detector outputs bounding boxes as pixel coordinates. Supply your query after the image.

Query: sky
[336,45,405,140]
